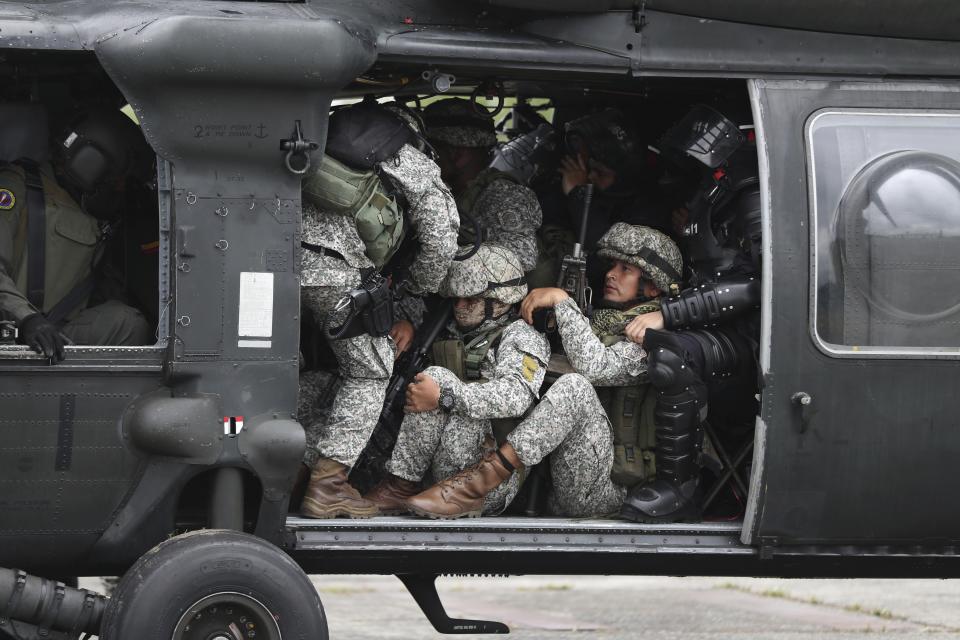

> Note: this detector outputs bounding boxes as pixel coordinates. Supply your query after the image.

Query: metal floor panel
[287,516,751,555]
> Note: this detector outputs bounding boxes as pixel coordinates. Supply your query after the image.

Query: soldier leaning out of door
[0,106,153,362]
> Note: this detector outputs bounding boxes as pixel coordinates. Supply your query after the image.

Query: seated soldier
[363,244,550,517]
[422,98,543,272]
[530,109,673,289]
[0,107,153,361]
[405,224,682,519]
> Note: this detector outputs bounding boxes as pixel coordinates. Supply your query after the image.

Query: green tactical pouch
[430,339,467,381]
[608,385,658,488]
[303,154,405,268]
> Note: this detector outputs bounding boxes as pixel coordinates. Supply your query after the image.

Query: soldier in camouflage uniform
[406,224,682,519]
[363,244,550,517]
[299,104,460,519]
[422,99,542,271]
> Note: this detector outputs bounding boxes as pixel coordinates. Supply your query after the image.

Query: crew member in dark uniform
[619,104,762,523]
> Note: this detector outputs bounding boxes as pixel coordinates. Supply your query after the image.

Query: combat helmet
[442,243,527,304]
[596,223,683,293]
[564,108,637,175]
[423,98,497,148]
[59,108,152,192]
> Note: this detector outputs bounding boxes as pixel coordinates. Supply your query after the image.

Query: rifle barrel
[577,183,594,249]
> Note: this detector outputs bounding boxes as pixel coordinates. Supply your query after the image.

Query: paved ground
[79,574,960,638]
[308,575,960,639]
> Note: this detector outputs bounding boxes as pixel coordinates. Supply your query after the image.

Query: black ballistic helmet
[59,109,151,191]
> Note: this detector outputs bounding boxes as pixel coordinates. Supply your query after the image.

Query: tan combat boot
[301,457,379,519]
[406,445,523,519]
[363,474,421,515]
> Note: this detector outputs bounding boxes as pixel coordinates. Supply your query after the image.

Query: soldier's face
[454,297,486,329]
[603,260,659,303]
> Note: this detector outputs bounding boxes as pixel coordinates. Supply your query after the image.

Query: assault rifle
[558,182,594,311]
[534,183,595,332]
[350,299,454,485]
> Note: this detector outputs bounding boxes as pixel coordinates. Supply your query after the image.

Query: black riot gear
[621,105,762,524]
[679,148,761,285]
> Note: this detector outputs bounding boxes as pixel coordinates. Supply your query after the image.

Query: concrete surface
[309,575,960,639]
[79,574,960,639]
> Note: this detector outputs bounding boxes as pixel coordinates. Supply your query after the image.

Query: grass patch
[718,582,903,623]
[844,603,895,619]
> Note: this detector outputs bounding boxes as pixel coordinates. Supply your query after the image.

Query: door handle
[791,392,814,433]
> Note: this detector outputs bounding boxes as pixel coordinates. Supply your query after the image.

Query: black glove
[17,313,66,362]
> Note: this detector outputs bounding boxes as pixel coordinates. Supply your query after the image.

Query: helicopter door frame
[743,79,960,548]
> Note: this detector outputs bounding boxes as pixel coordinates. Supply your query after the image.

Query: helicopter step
[287,515,747,555]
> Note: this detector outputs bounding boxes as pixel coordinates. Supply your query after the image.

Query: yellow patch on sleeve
[521,354,539,382]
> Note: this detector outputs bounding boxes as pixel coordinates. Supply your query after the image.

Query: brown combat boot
[406,444,523,519]
[301,457,379,519]
[363,474,421,515]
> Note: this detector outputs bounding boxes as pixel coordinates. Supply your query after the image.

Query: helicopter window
[808,111,960,354]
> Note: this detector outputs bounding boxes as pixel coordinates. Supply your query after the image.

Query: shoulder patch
[0,189,15,211]
[521,354,539,382]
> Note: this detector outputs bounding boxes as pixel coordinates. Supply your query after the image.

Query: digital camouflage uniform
[423,99,542,272]
[456,170,542,272]
[387,318,549,513]
[385,244,549,514]
[506,224,683,517]
[0,163,151,345]
[299,142,459,468]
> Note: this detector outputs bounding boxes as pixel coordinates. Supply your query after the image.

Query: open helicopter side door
[745,80,960,548]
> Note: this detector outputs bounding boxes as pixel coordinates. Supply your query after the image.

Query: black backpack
[325,103,423,170]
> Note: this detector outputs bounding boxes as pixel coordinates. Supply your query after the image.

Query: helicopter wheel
[99,530,326,640]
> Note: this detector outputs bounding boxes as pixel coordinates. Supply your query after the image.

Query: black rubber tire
[99,529,327,640]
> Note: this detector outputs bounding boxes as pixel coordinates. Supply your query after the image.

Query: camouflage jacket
[434,318,551,420]
[458,169,542,272]
[554,297,649,387]
[300,144,459,294]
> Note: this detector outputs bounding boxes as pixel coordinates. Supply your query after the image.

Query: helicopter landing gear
[99,530,326,640]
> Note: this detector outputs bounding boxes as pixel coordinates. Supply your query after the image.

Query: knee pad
[681,327,754,380]
[645,331,704,396]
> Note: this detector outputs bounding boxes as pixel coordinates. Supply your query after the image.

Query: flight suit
[387,317,550,514]
[0,163,151,346]
[299,143,459,468]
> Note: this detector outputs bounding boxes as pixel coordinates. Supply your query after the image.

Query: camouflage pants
[385,366,519,514]
[300,285,394,468]
[507,373,626,517]
[297,369,341,467]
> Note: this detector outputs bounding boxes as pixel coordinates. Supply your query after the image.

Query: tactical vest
[591,301,662,488]
[430,322,520,445]
[455,168,521,246]
[302,154,405,269]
